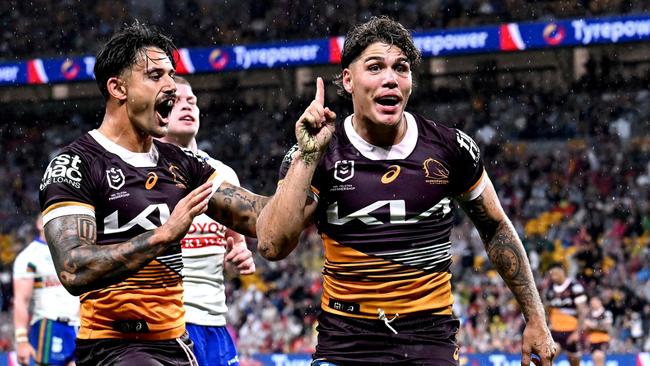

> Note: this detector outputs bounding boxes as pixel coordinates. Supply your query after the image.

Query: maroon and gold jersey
[280,112,486,319]
[586,306,612,344]
[545,278,587,332]
[39,130,219,340]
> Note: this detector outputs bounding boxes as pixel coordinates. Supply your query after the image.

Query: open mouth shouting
[155,98,175,125]
[374,94,402,114]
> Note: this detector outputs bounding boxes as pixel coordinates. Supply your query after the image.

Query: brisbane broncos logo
[168,164,188,189]
[422,158,449,184]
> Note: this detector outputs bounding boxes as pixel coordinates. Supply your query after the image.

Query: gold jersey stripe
[463,169,485,194]
[42,201,94,216]
[322,271,454,319]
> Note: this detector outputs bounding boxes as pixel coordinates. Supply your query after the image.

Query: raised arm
[256,77,335,261]
[44,181,213,296]
[257,152,320,260]
[459,177,556,366]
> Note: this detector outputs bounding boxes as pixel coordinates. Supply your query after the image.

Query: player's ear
[107,77,127,101]
[342,69,353,94]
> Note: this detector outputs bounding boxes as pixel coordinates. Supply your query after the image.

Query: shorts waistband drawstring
[377,308,399,334]
[176,336,198,366]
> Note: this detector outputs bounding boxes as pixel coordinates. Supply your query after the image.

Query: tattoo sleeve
[44,214,169,296]
[460,191,546,323]
[206,182,269,237]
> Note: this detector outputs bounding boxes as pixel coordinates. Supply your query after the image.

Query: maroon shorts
[313,310,460,366]
[590,341,608,353]
[551,330,579,354]
[75,332,197,366]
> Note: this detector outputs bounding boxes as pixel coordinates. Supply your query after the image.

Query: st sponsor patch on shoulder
[40,153,84,190]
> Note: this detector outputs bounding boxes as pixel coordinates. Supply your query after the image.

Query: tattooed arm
[205,182,269,238]
[459,177,556,366]
[257,152,320,261]
[44,181,213,296]
[256,77,334,261]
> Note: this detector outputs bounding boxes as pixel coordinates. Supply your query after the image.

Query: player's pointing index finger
[315,77,325,105]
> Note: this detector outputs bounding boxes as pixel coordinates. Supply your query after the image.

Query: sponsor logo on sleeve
[40,153,83,190]
[455,130,480,164]
[282,144,300,164]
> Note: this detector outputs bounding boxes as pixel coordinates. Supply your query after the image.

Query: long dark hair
[94,20,177,100]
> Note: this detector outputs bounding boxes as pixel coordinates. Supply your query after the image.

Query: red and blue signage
[1,13,649,86]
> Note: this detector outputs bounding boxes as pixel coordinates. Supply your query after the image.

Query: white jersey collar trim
[553,278,572,293]
[89,129,159,167]
[344,112,418,160]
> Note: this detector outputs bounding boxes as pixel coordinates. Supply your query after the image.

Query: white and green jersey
[13,239,80,325]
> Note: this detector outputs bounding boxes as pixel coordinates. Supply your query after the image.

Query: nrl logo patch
[106,167,126,190]
[334,160,354,182]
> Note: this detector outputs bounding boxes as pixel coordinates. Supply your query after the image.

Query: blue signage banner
[1,13,649,86]
[176,39,331,74]
[413,25,499,57]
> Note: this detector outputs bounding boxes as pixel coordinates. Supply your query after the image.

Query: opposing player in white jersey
[160,76,255,366]
[13,215,79,366]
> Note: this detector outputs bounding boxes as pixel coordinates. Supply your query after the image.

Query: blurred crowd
[2,0,650,60]
[1,54,649,355]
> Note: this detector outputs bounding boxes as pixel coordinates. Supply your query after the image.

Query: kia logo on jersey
[334,160,354,182]
[106,167,125,190]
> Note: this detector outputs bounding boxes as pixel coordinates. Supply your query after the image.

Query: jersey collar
[344,112,418,160]
[89,129,159,168]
